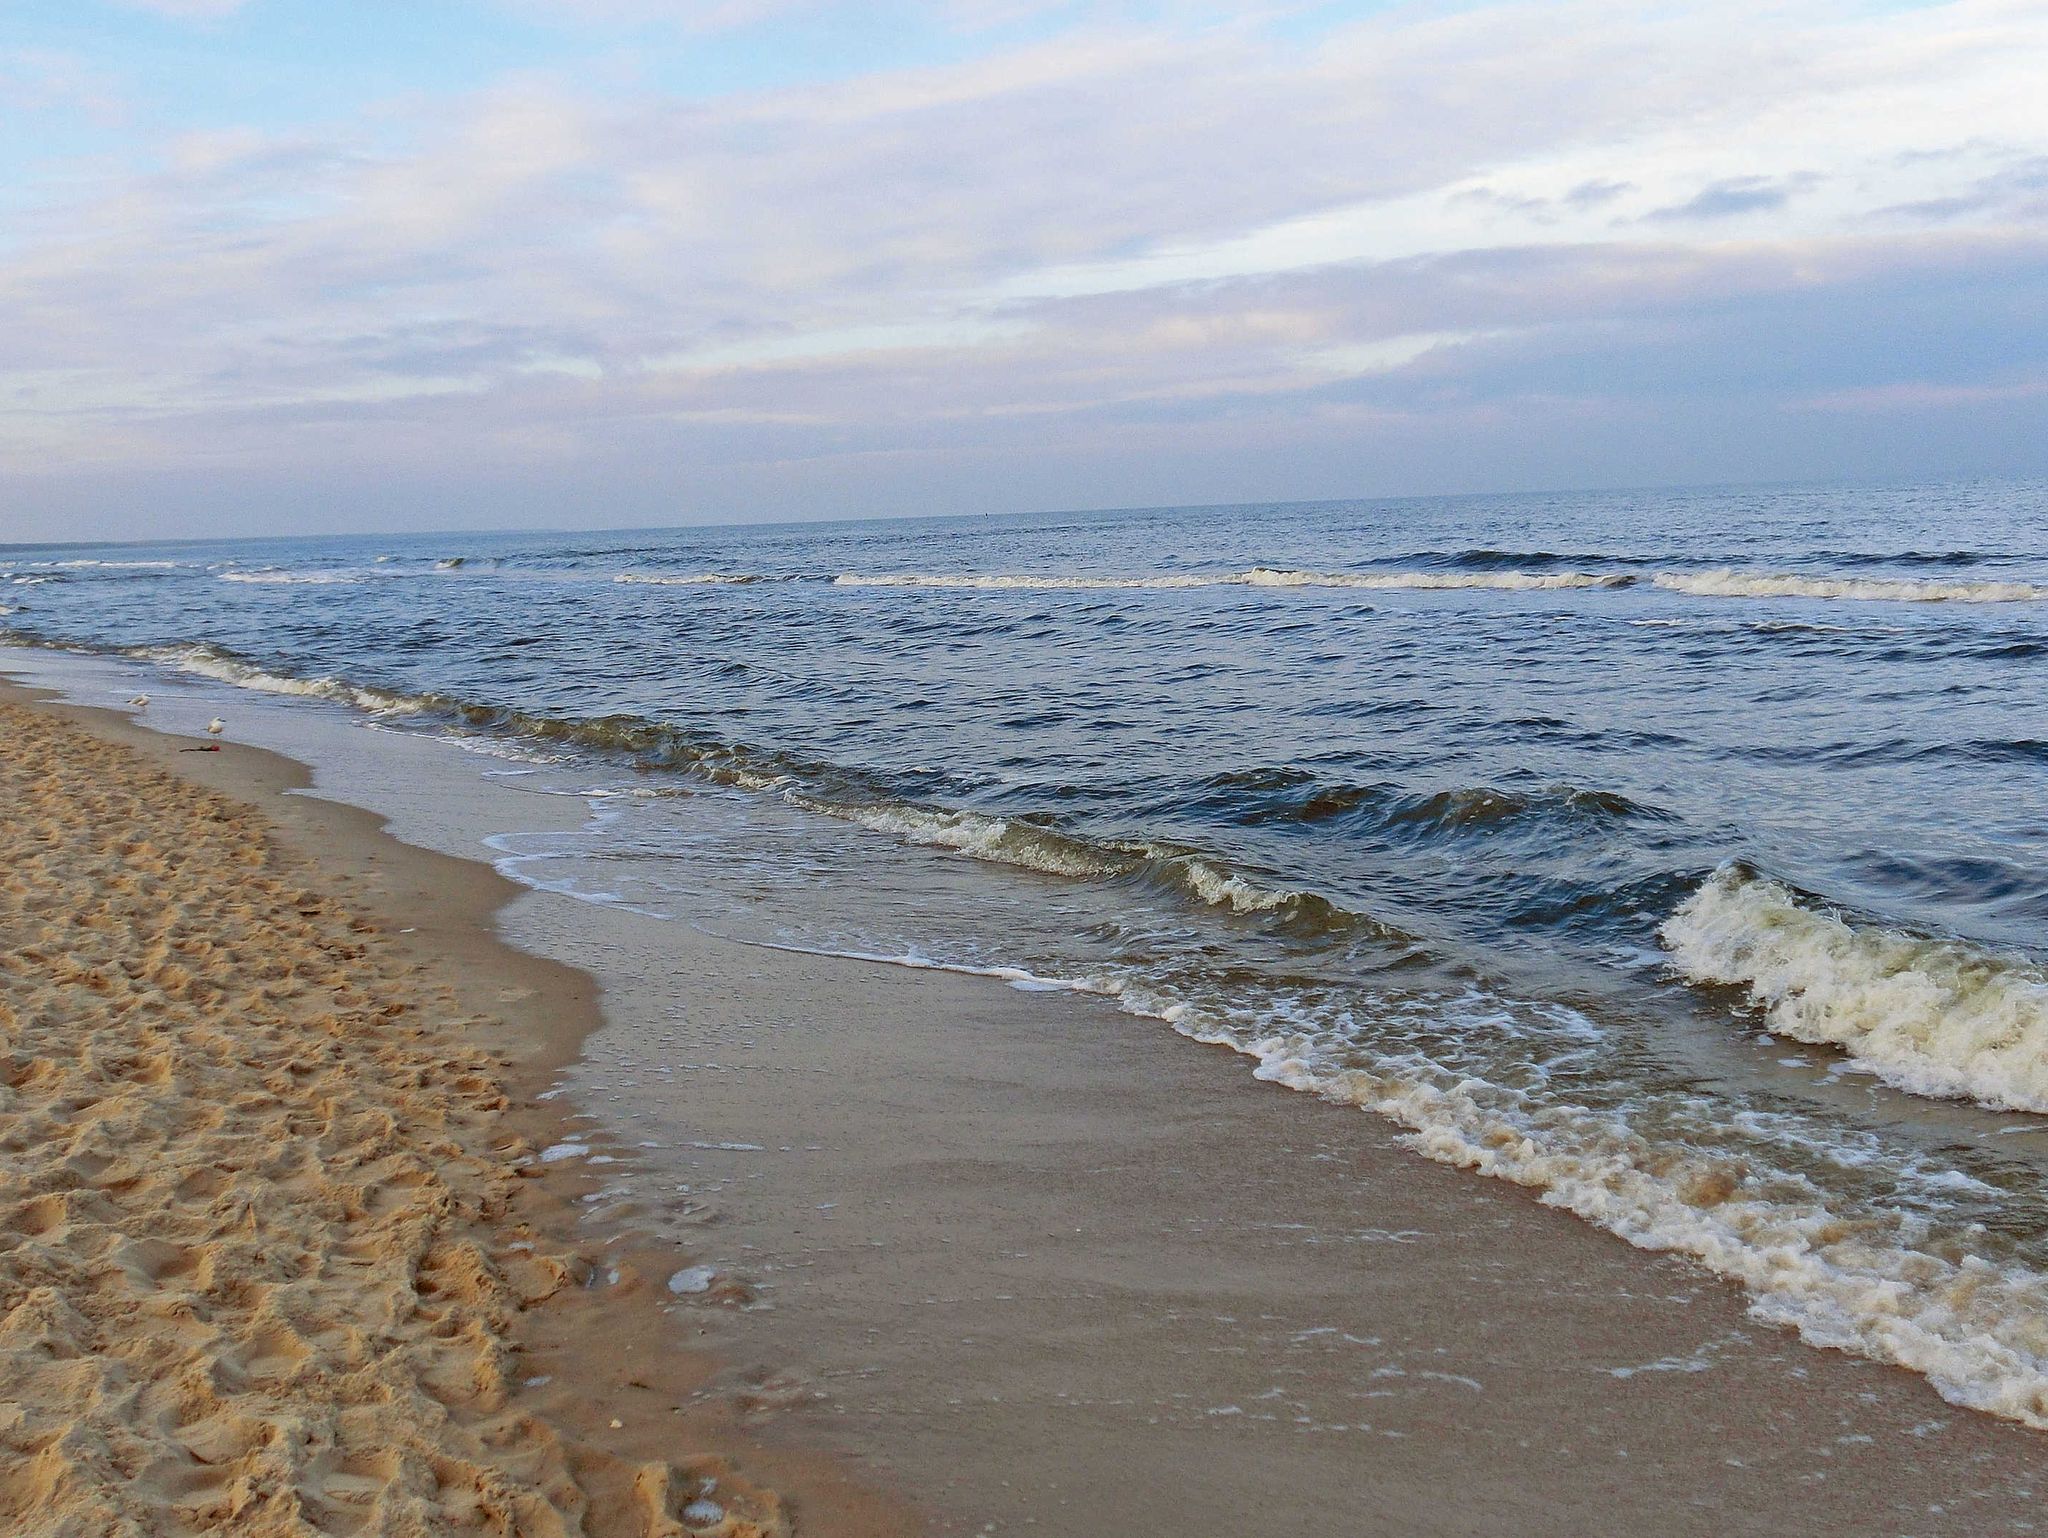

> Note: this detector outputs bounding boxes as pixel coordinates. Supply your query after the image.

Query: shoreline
[0,678,907,1536]
[6,660,2045,1534]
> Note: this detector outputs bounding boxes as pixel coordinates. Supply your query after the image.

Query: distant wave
[220,569,365,585]
[1663,866,2048,1113]
[1427,548,1655,571]
[21,558,188,570]
[1656,570,2048,603]
[1809,549,1992,569]
[174,560,2048,603]
[1247,567,1632,591]
[834,567,1632,592]
[835,571,1212,591]
[220,561,484,585]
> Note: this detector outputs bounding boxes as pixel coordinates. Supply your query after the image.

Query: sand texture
[0,700,785,1537]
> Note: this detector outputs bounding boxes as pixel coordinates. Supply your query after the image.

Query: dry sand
[0,690,899,1537]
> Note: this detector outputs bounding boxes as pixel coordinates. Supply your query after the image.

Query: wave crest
[219,569,364,585]
[1656,570,2048,603]
[1662,866,2048,1113]
[133,643,435,715]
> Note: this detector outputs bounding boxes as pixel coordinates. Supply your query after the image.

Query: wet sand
[4,668,2042,1535]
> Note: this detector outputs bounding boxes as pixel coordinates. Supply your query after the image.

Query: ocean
[6,477,2047,1428]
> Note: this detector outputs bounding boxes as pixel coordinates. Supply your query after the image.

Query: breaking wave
[1662,866,2048,1113]
[220,569,366,585]
[1656,570,2048,603]
[818,801,1368,930]
[132,643,434,716]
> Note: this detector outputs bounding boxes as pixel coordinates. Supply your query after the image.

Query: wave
[120,639,1369,931]
[220,562,485,585]
[833,567,1630,592]
[133,643,436,716]
[835,571,1214,591]
[830,802,1124,879]
[189,560,2048,605]
[220,569,365,585]
[815,800,1367,930]
[1248,567,1631,591]
[1428,548,1655,572]
[20,558,188,571]
[1810,549,1990,569]
[1384,783,1648,834]
[1179,768,1654,839]
[1655,570,2048,603]
[1662,867,2048,1114]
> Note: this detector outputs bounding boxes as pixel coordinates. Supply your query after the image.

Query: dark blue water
[7,478,2048,1424]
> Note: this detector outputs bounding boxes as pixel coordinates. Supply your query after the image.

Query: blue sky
[3,0,2045,538]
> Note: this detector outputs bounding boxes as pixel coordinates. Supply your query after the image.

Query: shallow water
[6,478,2047,1425]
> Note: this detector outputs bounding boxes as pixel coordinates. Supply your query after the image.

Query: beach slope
[0,697,792,1536]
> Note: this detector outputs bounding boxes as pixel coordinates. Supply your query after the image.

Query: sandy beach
[0,684,905,1537]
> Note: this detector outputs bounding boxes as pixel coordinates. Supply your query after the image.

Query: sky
[2,0,2045,539]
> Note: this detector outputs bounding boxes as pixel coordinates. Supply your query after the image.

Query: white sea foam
[220,568,365,585]
[1655,569,2048,603]
[1171,856,1294,913]
[1661,866,2048,1114]
[614,572,760,586]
